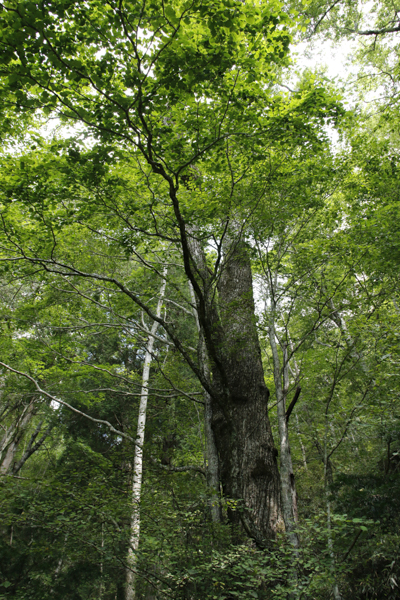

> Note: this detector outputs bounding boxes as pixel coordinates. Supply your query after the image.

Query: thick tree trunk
[187,227,282,544]
[211,240,283,545]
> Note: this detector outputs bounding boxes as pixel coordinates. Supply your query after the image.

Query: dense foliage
[0,0,400,598]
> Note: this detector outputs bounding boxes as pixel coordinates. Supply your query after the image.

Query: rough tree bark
[186,226,282,544]
[209,238,283,545]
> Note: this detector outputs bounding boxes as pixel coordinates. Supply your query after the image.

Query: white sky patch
[293,38,358,82]
[290,0,385,110]
[288,36,368,151]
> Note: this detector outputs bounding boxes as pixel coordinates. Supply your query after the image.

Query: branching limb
[350,25,400,36]
[286,387,301,425]
[0,362,136,445]
[12,421,52,475]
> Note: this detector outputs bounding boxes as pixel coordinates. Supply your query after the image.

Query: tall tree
[0,0,342,546]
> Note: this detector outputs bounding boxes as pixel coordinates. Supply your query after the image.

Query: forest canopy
[0,0,400,599]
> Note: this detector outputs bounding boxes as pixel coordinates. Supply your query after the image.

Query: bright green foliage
[0,1,400,599]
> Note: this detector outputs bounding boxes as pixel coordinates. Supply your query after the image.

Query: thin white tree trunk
[100,521,104,599]
[287,342,308,472]
[50,533,68,595]
[0,401,34,474]
[327,299,369,599]
[200,334,222,523]
[324,416,342,600]
[282,345,298,524]
[294,410,308,471]
[125,269,167,600]
[328,298,371,378]
[268,313,299,550]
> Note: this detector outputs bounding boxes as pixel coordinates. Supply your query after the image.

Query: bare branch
[0,362,135,445]
[286,387,301,425]
[350,25,400,36]
[313,0,342,34]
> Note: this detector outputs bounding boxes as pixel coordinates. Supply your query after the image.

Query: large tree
[0,0,342,548]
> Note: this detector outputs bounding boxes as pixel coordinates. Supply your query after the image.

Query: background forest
[0,0,400,598]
